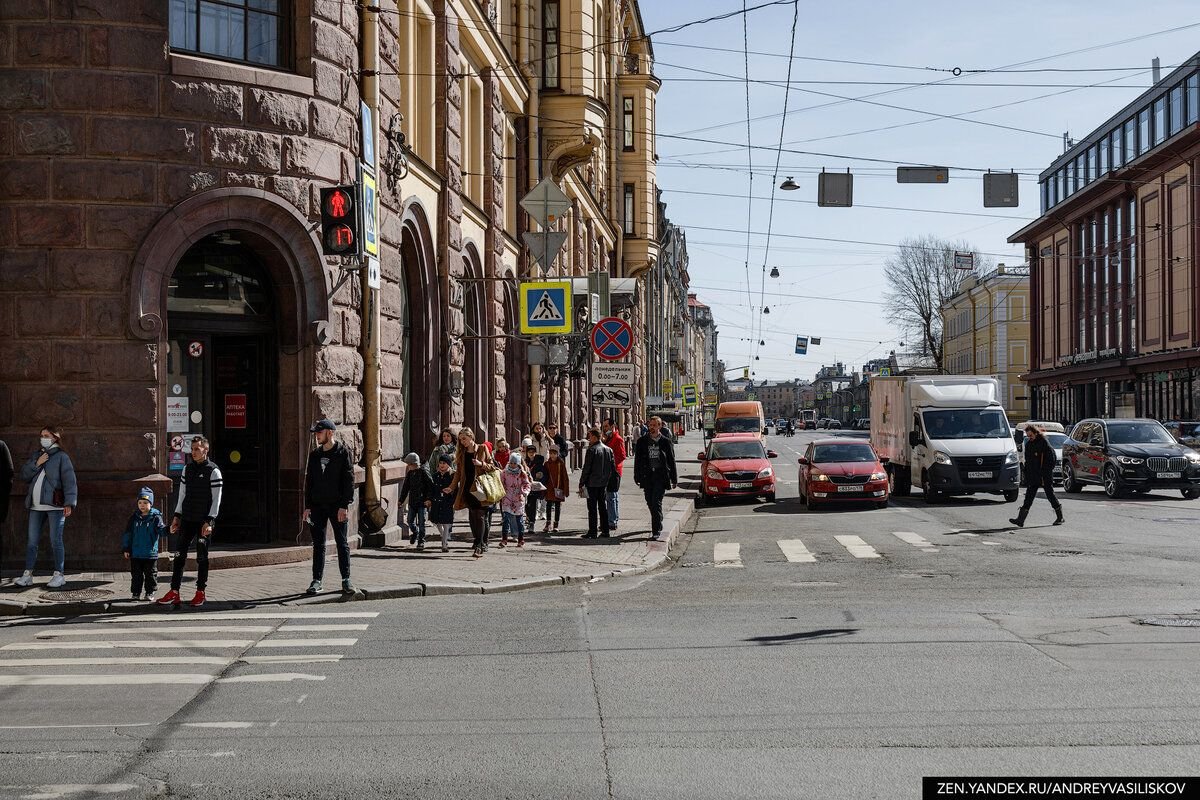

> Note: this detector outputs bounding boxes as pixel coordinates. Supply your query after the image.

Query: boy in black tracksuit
[399,452,435,550]
[304,419,356,595]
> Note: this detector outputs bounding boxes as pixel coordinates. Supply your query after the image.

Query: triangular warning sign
[530,291,564,321]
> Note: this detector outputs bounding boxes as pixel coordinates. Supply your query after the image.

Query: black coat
[634,434,678,486]
[1025,435,1058,479]
[304,442,355,509]
[399,466,435,505]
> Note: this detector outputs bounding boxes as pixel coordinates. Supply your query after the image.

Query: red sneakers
[156,590,181,606]
[187,590,206,607]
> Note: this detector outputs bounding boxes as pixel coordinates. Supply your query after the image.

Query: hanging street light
[779,177,799,191]
[769,267,780,278]
[763,306,771,314]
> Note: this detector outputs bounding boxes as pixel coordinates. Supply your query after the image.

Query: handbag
[472,470,504,505]
[553,488,566,501]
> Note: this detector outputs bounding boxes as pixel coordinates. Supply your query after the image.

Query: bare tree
[883,235,991,369]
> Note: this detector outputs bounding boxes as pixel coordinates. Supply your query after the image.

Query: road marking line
[252,638,357,648]
[2,640,253,651]
[891,531,938,552]
[217,673,326,684]
[183,721,254,729]
[276,625,368,632]
[982,541,1001,546]
[0,673,327,687]
[777,539,816,563]
[239,654,343,664]
[0,784,139,798]
[36,626,273,638]
[834,535,881,559]
[0,656,229,667]
[98,612,379,623]
[713,542,743,568]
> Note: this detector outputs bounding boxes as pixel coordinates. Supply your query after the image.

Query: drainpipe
[359,2,385,533]
[521,0,543,427]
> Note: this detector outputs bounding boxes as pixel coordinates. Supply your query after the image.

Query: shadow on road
[745,627,859,645]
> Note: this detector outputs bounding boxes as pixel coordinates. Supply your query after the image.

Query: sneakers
[143,591,155,602]
[650,532,662,541]
[441,544,450,553]
[14,570,32,588]
[46,572,66,589]
[341,579,357,595]
[415,543,425,552]
[516,539,525,548]
[409,533,418,545]
[187,590,206,607]
[131,593,141,601]
[498,538,508,548]
[600,532,610,538]
[306,580,322,595]
[157,589,181,606]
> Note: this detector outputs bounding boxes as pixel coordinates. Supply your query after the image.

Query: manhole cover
[37,588,113,603]
[1040,550,1084,557]
[1138,616,1200,627]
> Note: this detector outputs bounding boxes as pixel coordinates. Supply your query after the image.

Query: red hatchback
[697,434,778,503]
[798,439,889,510]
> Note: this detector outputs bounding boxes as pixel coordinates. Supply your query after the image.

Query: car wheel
[765,492,776,503]
[1102,465,1124,498]
[876,500,889,510]
[1003,490,1019,503]
[1062,466,1083,494]
[921,472,940,504]
[1182,488,1200,500]
[805,490,818,511]
[695,492,706,508]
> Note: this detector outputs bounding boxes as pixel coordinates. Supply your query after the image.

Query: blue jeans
[606,475,621,527]
[407,504,427,544]
[502,511,525,540]
[26,509,66,573]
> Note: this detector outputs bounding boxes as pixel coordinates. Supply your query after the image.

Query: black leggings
[545,501,561,526]
[1022,473,1061,510]
[469,506,490,549]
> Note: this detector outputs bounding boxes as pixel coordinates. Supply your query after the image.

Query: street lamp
[779,177,799,191]
[769,267,780,278]
[763,306,771,314]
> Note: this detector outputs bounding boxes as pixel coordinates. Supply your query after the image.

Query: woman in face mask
[14,425,78,589]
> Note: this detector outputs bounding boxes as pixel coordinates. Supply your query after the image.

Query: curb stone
[362,584,423,600]
[480,576,565,594]
[421,582,484,596]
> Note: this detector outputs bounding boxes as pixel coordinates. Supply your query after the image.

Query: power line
[739,0,757,366]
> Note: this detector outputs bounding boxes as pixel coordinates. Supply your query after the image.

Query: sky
[637,0,1200,382]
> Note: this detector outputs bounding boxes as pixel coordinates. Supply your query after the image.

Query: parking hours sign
[519,281,573,335]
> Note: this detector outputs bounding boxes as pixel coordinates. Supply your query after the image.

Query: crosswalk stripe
[276,624,368,632]
[0,673,324,687]
[777,539,816,563]
[37,626,273,638]
[98,612,379,623]
[713,543,743,568]
[891,531,938,552]
[252,638,357,648]
[240,654,343,664]
[2,640,253,651]
[0,656,230,667]
[834,535,881,559]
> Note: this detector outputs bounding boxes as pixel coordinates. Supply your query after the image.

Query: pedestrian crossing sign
[519,280,573,334]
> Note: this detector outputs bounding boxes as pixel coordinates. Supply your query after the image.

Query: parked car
[1061,418,1200,499]
[1163,421,1200,449]
[697,434,779,503]
[826,419,842,430]
[797,439,889,510]
[1018,430,1069,485]
[850,418,870,430]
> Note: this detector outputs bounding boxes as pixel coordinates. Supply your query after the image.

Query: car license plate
[967,471,993,479]
[1157,472,1181,479]
[837,485,861,493]
[728,482,753,489]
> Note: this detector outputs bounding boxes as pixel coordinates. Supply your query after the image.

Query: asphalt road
[2,429,1199,799]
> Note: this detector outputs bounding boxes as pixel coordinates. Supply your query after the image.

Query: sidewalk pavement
[0,432,703,616]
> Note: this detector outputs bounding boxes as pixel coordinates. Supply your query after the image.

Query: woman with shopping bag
[445,427,499,558]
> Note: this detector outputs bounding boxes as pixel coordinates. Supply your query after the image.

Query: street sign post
[590,316,634,361]
[591,385,633,407]
[361,169,379,257]
[523,230,568,273]
[954,251,975,270]
[519,281,573,335]
[795,336,808,355]
[662,379,674,397]
[521,178,571,276]
[592,362,636,385]
[681,384,699,407]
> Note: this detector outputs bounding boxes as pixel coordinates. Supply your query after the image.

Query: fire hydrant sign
[224,394,247,429]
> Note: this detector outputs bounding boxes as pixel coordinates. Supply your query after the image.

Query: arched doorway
[400,203,440,451]
[462,244,488,436]
[165,234,277,543]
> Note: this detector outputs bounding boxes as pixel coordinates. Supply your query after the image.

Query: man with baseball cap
[304,419,356,595]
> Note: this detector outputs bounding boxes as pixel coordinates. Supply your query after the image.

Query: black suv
[1061,418,1200,499]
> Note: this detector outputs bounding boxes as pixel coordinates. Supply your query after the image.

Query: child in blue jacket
[122,486,165,601]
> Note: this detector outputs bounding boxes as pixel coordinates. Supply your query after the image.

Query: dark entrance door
[166,236,278,544]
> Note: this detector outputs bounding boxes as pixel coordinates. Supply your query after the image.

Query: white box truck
[870,376,1020,503]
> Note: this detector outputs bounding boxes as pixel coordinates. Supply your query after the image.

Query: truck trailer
[869,376,1020,503]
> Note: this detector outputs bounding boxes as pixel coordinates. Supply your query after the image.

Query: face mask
[40,438,54,449]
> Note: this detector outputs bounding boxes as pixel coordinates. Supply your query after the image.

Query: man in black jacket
[578,428,614,538]
[160,435,223,607]
[633,416,678,541]
[304,419,357,595]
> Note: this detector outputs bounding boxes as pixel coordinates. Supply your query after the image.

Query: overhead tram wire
[753,0,801,369]
[740,0,756,366]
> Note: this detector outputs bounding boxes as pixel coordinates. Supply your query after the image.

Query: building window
[169,0,287,67]
[1188,74,1199,126]
[1124,118,1136,162]
[1065,161,1076,196]
[623,183,635,235]
[1153,97,1166,146]
[1138,108,1150,155]
[1086,146,1097,185]
[1170,85,1184,136]
[1098,136,1108,176]
[1041,180,1049,213]
[542,1,560,89]
[1127,196,1137,351]
[1110,128,1123,169]
[622,97,635,151]
[1055,168,1065,202]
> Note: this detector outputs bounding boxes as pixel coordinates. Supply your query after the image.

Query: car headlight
[934,451,952,465]
[1186,452,1200,463]
[706,468,723,480]
[757,467,773,478]
[870,472,887,482]
[812,473,829,482]
[1115,456,1144,465]
[1005,451,1019,465]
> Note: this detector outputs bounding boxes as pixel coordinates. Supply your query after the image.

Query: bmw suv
[1061,418,1200,499]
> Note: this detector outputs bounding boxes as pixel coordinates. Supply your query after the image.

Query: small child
[500,453,532,548]
[543,445,570,533]
[526,448,547,536]
[494,438,511,472]
[428,454,456,553]
[122,486,166,601]
[398,452,435,551]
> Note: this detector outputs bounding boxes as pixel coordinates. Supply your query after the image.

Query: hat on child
[403,452,421,465]
[438,454,453,465]
[521,437,534,448]
[137,487,154,504]
[508,453,522,465]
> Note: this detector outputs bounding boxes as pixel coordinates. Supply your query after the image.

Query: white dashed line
[834,535,881,559]
[713,542,744,568]
[777,539,817,563]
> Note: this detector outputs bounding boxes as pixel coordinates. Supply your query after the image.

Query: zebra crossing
[702,529,994,568]
[0,610,379,688]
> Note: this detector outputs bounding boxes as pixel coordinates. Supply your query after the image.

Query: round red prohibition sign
[591,317,634,361]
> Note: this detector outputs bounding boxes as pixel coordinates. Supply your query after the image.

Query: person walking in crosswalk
[159,435,222,607]
[633,416,678,541]
[1009,424,1064,529]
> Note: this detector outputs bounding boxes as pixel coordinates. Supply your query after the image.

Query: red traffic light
[326,224,355,253]
[323,188,353,219]
[318,185,361,256]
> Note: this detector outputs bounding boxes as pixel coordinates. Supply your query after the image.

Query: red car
[798,439,889,510]
[697,433,778,503]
